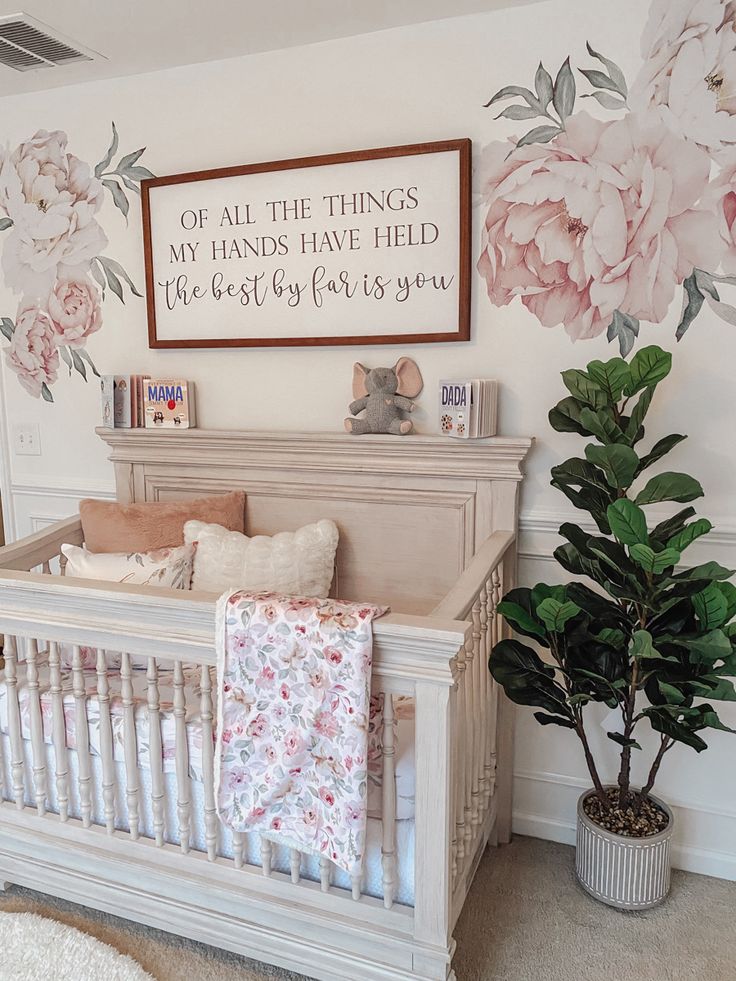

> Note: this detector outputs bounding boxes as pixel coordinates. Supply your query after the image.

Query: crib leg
[0,881,11,892]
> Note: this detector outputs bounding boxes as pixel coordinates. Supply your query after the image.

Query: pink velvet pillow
[80,491,246,553]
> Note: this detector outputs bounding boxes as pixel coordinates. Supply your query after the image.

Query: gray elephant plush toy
[344,357,424,435]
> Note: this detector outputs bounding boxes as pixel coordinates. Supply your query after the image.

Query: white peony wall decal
[0,124,154,400]
[477,0,736,353]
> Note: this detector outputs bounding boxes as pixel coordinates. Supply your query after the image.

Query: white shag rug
[0,912,155,980]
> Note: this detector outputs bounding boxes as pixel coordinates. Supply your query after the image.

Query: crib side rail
[0,515,83,572]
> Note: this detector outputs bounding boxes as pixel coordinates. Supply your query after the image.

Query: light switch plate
[13,423,41,456]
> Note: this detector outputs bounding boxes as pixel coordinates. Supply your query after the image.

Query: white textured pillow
[60,542,195,590]
[185,519,338,596]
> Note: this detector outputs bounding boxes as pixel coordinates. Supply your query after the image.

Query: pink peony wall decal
[0,124,154,401]
[478,0,736,353]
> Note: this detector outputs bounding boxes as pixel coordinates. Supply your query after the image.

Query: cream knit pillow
[184,519,338,597]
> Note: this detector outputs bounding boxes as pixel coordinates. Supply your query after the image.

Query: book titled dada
[143,378,196,428]
[439,379,498,439]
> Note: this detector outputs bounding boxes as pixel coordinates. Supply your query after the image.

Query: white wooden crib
[0,429,530,981]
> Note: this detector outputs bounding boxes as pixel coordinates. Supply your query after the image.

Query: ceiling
[0,0,538,97]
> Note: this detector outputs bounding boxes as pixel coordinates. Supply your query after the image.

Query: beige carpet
[0,836,733,980]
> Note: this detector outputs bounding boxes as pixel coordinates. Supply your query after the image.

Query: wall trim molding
[513,768,736,881]
[11,479,116,501]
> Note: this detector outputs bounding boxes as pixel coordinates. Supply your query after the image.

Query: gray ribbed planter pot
[575,788,674,910]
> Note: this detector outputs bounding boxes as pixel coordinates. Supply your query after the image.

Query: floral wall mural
[477,0,736,354]
[0,126,153,401]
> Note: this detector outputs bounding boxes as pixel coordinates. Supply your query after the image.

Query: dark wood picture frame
[141,138,471,349]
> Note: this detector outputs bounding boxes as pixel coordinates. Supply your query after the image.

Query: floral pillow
[58,542,195,668]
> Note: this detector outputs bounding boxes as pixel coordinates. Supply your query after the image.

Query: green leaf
[657,682,686,705]
[58,345,72,374]
[579,68,622,94]
[667,518,713,553]
[0,317,14,341]
[497,599,547,642]
[70,349,87,382]
[637,434,687,474]
[94,121,119,178]
[672,561,735,584]
[643,707,708,751]
[536,598,580,632]
[533,712,576,729]
[668,629,732,663]
[548,397,595,437]
[115,147,145,172]
[40,383,54,403]
[606,310,639,357]
[530,583,568,607]
[123,165,156,182]
[495,104,541,120]
[586,357,630,402]
[595,627,626,649]
[484,85,541,109]
[102,178,129,222]
[629,544,680,574]
[607,732,641,750]
[0,217,12,231]
[715,581,736,621]
[692,585,728,630]
[513,125,561,151]
[78,349,101,378]
[650,507,697,543]
[579,407,624,444]
[99,257,124,303]
[676,272,705,340]
[553,57,576,121]
[561,369,606,408]
[581,91,626,110]
[607,499,648,546]
[635,472,703,506]
[625,386,654,441]
[585,443,639,488]
[490,639,572,718]
[534,62,554,108]
[625,345,672,396]
[630,629,657,659]
[701,678,736,701]
[586,41,628,95]
[98,255,142,298]
[551,457,612,495]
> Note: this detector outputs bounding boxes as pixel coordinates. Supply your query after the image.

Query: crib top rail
[0,567,470,689]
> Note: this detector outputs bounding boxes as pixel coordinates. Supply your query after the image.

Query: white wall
[1,0,734,878]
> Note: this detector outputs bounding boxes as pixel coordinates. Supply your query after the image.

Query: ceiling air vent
[0,14,99,72]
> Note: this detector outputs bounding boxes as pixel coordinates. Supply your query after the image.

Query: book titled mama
[143,378,196,428]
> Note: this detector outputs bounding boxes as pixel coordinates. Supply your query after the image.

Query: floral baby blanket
[215,590,386,875]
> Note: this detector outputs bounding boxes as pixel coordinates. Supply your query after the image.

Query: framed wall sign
[141,139,471,348]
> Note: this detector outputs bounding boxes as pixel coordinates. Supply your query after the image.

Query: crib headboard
[97,428,531,615]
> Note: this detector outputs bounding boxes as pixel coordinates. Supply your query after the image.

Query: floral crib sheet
[0,648,416,820]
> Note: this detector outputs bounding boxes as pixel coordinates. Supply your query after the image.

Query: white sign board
[142,140,470,348]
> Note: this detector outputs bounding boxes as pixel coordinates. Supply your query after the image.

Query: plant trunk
[575,719,609,810]
[617,744,632,807]
[635,736,672,813]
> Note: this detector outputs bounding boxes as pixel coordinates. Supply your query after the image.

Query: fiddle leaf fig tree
[490,345,736,812]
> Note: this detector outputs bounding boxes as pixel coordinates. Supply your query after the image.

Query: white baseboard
[512,770,736,882]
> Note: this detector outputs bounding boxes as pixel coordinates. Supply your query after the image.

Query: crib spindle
[452,639,467,883]
[261,838,273,877]
[319,855,331,893]
[26,639,47,816]
[351,869,362,902]
[120,653,140,839]
[48,642,69,821]
[289,849,301,884]
[470,601,482,834]
[4,636,25,809]
[173,661,191,854]
[72,645,92,828]
[147,657,165,847]
[381,693,397,910]
[42,561,51,575]
[232,831,245,869]
[96,650,116,833]
[462,635,474,855]
[199,664,218,861]
[485,567,502,806]
[478,583,490,817]
[58,552,68,577]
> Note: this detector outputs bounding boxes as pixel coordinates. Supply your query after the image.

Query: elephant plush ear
[352,362,369,399]
[394,357,423,398]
